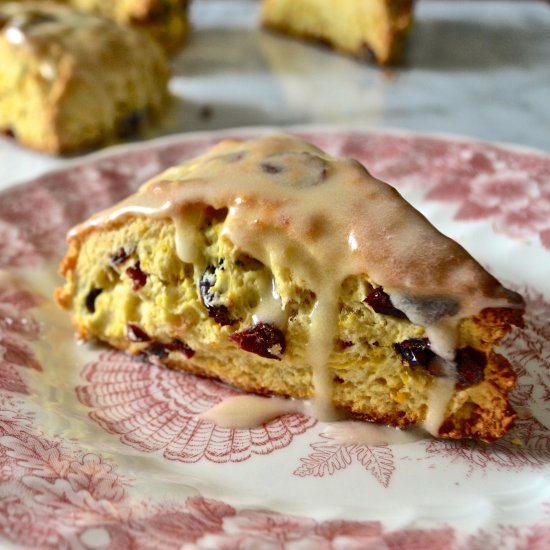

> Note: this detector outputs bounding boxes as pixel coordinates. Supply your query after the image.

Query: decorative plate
[0,128,549,550]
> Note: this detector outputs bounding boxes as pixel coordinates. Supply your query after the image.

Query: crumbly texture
[2,0,190,51]
[261,0,415,65]
[56,213,521,442]
[0,2,169,154]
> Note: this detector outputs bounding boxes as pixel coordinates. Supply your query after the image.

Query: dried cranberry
[145,343,168,360]
[127,323,151,342]
[126,262,147,291]
[455,347,486,388]
[199,266,235,326]
[85,288,102,313]
[229,322,286,360]
[144,339,195,360]
[165,339,195,358]
[111,247,132,266]
[364,288,408,320]
[394,338,435,369]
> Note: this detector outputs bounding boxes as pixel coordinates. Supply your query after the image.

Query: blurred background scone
[261,0,415,65]
[60,0,189,52]
[0,2,169,154]
[1,0,190,51]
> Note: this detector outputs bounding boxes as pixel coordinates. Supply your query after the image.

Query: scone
[261,0,415,65]
[1,0,190,52]
[61,0,189,53]
[0,2,169,154]
[56,135,524,442]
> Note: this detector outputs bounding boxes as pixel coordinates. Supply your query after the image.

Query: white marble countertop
[1,0,549,191]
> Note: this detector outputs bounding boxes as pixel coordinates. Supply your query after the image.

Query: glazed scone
[1,0,190,52]
[56,135,524,442]
[62,0,189,52]
[261,0,414,65]
[0,2,169,154]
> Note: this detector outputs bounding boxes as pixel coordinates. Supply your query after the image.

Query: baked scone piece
[56,135,524,442]
[0,2,169,154]
[62,0,189,53]
[1,0,189,52]
[261,0,414,65]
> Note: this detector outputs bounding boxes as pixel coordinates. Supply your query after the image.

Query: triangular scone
[261,0,415,65]
[56,135,524,441]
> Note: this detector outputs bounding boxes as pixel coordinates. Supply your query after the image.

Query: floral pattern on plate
[0,128,549,548]
[76,352,316,464]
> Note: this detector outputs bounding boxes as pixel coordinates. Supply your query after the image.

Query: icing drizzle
[0,2,136,80]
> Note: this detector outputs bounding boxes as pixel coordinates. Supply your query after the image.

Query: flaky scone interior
[56,135,524,441]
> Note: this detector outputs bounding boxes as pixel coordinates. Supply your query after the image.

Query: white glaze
[199,394,311,429]
[200,395,426,446]
[252,273,287,327]
[423,377,457,437]
[1,3,117,48]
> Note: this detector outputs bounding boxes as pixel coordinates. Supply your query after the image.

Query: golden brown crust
[261,0,415,65]
[438,354,517,442]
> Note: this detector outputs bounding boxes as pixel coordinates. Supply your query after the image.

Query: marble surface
[1,0,550,191]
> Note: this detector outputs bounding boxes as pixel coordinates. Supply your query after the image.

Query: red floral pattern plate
[0,128,549,549]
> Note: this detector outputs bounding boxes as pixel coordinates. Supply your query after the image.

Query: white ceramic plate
[1,128,549,549]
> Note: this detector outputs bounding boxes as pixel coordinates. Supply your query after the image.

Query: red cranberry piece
[127,323,151,342]
[199,265,235,326]
[364,288,408,320]
[145,343,168,360]
[111,247,132,266]
[126,262,147,291]
[144,339,195,360]
[394,338,435,369]
[210,306,233,326]
[229,322,286,360]
[85,288,102,313]
[166,339,195,359]
[455,347,486,388]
